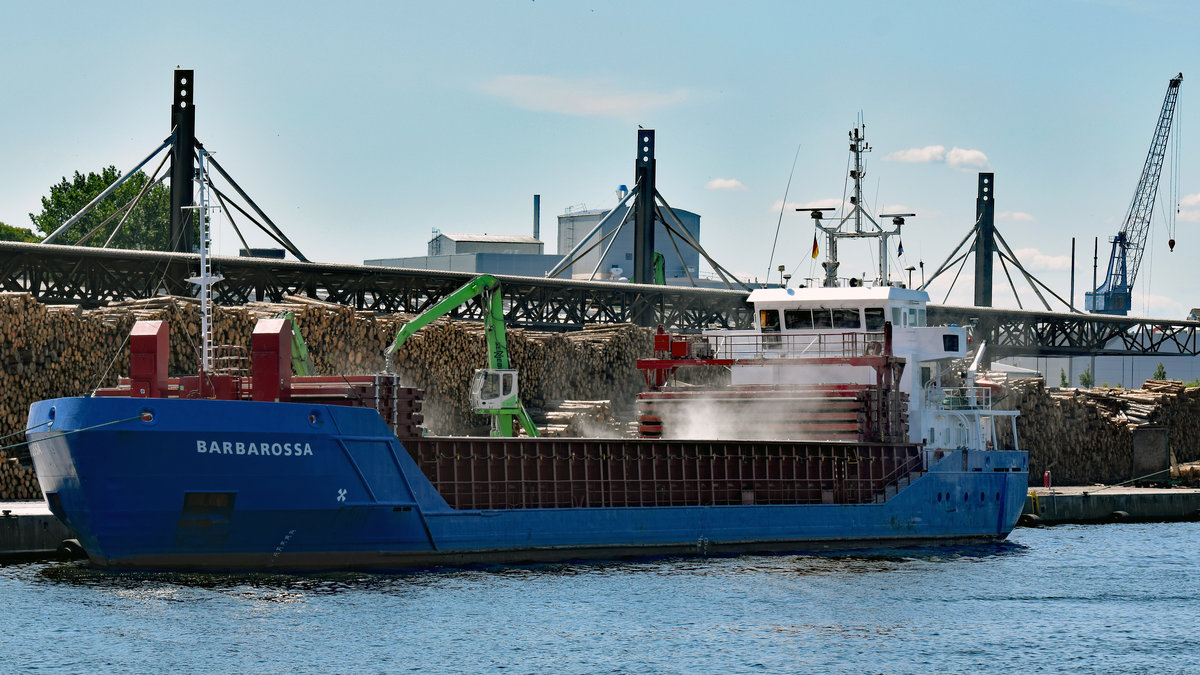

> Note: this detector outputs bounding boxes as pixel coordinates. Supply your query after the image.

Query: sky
[1,0,1198,319]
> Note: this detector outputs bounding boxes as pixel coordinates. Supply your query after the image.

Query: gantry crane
[1085,73,1183,316]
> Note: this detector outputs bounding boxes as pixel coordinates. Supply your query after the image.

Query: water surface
[2,523,1197,674]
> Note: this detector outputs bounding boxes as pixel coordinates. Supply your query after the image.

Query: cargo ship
[24,129,1028,570]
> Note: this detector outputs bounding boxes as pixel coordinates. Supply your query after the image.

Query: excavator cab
[470,369,535,437]
[470,369,520,412]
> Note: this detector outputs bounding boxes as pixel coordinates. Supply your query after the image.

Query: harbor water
[2,522,1198,674]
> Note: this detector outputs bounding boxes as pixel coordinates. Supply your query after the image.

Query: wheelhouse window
[812,309,833,329]
[759,309,781,332]
[784,309,813,330]
[760,309,782,349]
[865,308,886,330]
[832,308,861,329]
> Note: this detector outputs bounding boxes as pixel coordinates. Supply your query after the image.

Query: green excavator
[384,275,539,437]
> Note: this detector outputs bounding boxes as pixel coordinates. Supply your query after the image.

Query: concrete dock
[0,500,78,560]
[1022,486,1200,525]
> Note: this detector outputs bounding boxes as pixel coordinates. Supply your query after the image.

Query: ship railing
[705,330,886,360]
[924,385,994,411]
[878,449,926,496]
[210,345,250,398]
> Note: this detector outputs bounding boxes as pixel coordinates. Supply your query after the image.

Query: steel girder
[6,242,1197,355]
[929,304,1200,358]
[0,242,752,332]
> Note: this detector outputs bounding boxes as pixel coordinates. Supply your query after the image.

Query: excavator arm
[386,275,503,365]
[384,274,538,437]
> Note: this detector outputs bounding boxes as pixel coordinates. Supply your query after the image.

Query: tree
[1079,366,1095,389]
[30,166,172,250]
[1153,363,1167,380]
[0,221,39,242]
[1059,368,1069,388]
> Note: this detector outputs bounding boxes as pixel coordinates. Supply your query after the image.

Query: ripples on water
[2,523,1198,674]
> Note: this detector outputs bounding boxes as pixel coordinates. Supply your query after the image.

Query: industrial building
[557,205,700,282]
[365,231,557,276]
[365,198,707,286]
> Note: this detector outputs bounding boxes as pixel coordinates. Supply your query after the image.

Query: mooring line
[0,414,145,455]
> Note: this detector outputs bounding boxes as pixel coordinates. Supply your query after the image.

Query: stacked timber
[389,321,653,433]
[0,294,656,468]
[0,450,39,500]
[532,400,626,438]
[996,378,1200,486]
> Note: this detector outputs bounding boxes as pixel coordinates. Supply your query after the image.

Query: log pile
[0,294,656,482]
[532,400,629,438]
[0,450,39,500]
[14,289,1200,491]
[996,378,1200,486]
[390,321,653,434]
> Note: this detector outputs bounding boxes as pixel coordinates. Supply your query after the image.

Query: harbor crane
[1085,73,1183,316]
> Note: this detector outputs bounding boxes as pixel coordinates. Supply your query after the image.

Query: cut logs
[6,291,1200,494]
[996,378,1200,486]
[0,293,655,496]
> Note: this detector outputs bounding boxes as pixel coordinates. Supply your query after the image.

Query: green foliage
[29,166,172,250]
[1059,368,1069,388]
[1153,362,1167,380]
[1079,366,1095,388]
[1186,379,1200,387]
[0,221,39,242]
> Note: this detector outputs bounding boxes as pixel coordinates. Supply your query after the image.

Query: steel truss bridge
[928,305,1200,359]
[0,242,752,331]
[3,241,1198,358]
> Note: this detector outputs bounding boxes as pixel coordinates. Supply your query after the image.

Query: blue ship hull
[26,396,1029,570]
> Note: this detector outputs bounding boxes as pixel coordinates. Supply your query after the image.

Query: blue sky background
[1,0,1197,317]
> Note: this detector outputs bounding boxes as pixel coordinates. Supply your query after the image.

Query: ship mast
[804,124,913,288]
[186,148,223,379]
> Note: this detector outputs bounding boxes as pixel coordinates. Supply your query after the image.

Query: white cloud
[479,75,688,118]
[884,144,990,172]
[1180,192,1200,207]
[1130,291,1188,320]
[884,145,946,163]
[770,198,841,213]
[706,178,746,191]
[879,204,913,216]
[945,147,991,171]
[1011,247,1071,271]
[1177,209,1200,223]
[998,210,1035,222]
